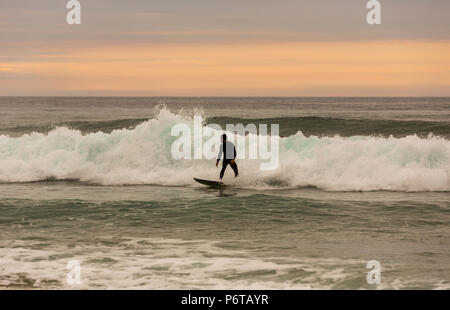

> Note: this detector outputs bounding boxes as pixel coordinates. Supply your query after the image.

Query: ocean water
[0,97,449,289]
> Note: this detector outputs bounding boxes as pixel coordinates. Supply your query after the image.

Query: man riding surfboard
[216,134,239,182]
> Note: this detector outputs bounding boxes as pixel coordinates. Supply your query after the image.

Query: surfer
[216,134,238,181]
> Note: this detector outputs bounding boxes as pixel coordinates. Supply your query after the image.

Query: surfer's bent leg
[220,160,230,179]
[230,161,238,177]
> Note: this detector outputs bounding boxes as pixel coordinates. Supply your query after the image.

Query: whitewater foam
[0,108,448,191]
[0,238,369,289]
[1,237,446,289]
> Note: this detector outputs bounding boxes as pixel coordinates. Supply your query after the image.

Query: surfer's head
[221,134,227,143]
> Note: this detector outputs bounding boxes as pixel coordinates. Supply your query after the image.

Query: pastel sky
[1,0,450,96]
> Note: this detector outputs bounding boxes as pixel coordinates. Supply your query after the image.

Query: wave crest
[0,107,449,191]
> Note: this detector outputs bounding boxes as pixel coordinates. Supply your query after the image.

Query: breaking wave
[0,107,449,191]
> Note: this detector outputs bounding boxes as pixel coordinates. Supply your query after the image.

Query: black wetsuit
[217,141,239,179]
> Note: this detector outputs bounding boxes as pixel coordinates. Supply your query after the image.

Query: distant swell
[2,116,449,139]
[0,107,449,191]
[210,117,450,138]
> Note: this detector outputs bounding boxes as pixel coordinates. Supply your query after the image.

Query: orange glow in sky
[2,41,449,96]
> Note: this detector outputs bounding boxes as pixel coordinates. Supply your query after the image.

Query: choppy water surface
[0,97,449,289]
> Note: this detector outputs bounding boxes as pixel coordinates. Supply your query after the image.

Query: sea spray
[0,107,449,191]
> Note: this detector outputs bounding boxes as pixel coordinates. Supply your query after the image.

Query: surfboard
[193,178,225,188]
